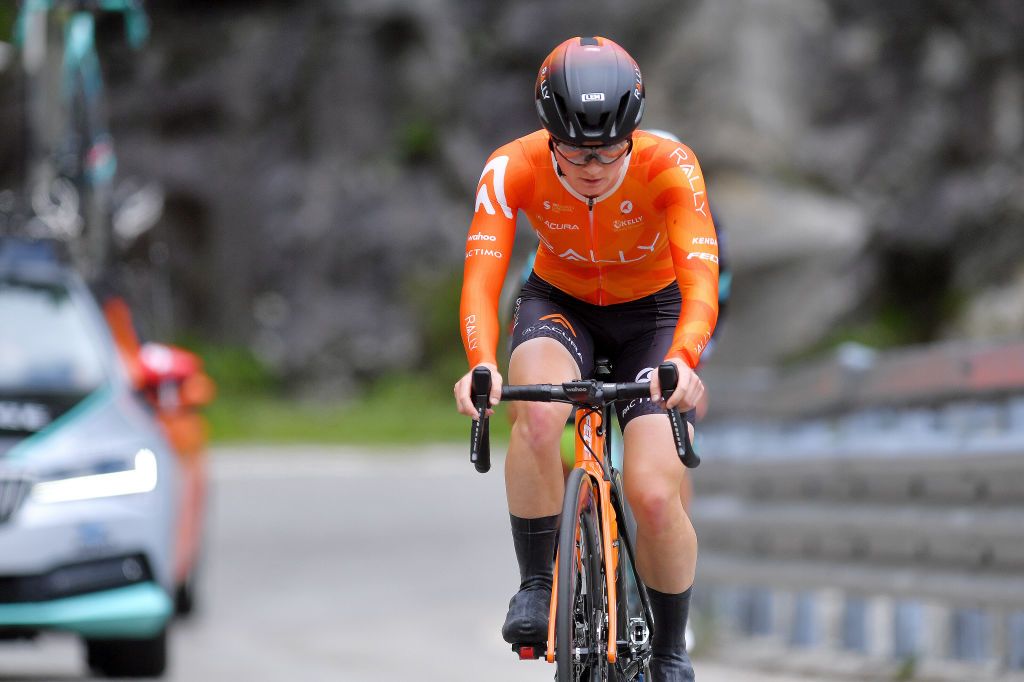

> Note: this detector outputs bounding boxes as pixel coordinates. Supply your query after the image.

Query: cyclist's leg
[506,337,578,516]
[621,415,696,681]
[610,290,695,679]
[620,414,696,592]
[502,289,592,645]
[505,281,592,514]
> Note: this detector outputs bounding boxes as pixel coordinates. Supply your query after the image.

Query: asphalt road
[0,446,825,681]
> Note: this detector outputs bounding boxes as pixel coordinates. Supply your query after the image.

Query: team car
[0,239,213,677]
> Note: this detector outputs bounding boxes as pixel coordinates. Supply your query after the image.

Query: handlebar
[658,363,701,469]
[469,367,492,473]
[468,362,700,473]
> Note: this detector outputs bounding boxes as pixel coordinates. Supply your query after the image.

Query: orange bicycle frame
[546,405,621,665]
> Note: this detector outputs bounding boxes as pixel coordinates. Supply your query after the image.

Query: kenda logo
[468,233,497,242]
[0,401,51,432]
[687,251,719,264]
[692,237,717,245]
[466,249,503,259]
[582,92,605,102]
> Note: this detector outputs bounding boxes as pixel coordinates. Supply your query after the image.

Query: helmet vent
[552,92,572,138]
[580,37,599,46]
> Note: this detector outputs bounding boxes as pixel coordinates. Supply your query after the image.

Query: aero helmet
[535,36,645,145]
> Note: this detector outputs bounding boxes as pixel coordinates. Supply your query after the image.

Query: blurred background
[0,0,1022,680]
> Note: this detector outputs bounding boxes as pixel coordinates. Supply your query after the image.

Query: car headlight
[31,449,158,504]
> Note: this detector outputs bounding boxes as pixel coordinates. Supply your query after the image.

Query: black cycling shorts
[509,272,695,431]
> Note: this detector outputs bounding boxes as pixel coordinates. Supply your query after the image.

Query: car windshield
[0,278,109,394]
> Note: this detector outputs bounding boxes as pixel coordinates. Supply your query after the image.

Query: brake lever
[469,367,492,473]
[657,363,701,469]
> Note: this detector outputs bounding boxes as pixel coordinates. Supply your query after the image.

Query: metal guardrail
[694,339,1024,679]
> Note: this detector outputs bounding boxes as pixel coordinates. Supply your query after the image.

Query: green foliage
[403,269,468,381]
[790,295,962,365]
[397,117,439,164]
[205,373,511,445]
[0,6,15,37]
[175,334,506,444]
[824,304,921,350]
[893,656,917,681]
[176,341,278,395]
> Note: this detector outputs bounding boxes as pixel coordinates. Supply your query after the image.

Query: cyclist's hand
[649,357,703,411]
[454,363,502,419]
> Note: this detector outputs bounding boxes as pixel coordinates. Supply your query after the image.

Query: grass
[189,344,570,448]
[204,373,512,446]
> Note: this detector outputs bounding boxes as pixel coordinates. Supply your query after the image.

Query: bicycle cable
[576,404,617,484]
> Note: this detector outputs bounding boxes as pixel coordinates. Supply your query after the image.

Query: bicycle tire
[556,467,607,682]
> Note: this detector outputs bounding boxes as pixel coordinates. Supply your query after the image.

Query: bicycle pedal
[512,643,545,660]
[628,617,650,647]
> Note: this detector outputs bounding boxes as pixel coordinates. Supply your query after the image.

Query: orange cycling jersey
[460,130,719,370]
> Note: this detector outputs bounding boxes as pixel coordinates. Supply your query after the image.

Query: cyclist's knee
[511,402,572,455]
[509,337,580,384]
[626,478,687,537]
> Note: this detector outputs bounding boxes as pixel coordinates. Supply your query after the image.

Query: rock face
[1,1,1022,389]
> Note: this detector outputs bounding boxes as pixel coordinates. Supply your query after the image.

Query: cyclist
[454,36,718,681]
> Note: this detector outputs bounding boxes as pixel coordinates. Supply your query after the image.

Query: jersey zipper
[588,197,603,305]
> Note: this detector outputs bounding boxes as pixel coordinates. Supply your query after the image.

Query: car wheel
[85,629,167,678]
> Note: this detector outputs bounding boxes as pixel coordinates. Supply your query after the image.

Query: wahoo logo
[540,314,577,337]
[582,92,605,102]
[467,233,497,242]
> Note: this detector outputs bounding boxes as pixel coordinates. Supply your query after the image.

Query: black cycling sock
[510,513,559,591]
[649,586,694,679]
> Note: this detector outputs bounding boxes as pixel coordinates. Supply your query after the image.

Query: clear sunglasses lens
[555,140,629,164]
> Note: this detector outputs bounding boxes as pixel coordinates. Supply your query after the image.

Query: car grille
[0,476,32,524]
[0,554,154,604]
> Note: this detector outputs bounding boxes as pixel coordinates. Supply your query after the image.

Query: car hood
[0,385,165,472]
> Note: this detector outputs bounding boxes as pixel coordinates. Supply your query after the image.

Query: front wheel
[556,468,607,682]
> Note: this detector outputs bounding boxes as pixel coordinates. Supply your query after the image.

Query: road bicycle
[12,0,159,282]
[469,360,700,681]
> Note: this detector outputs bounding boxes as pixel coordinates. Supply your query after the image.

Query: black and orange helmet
[535,36,645,146]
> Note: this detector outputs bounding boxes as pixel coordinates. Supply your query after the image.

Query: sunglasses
[551,137,632,165]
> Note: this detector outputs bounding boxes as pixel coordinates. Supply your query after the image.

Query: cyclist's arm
[459,143,531,369]
[658,146,720,369]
